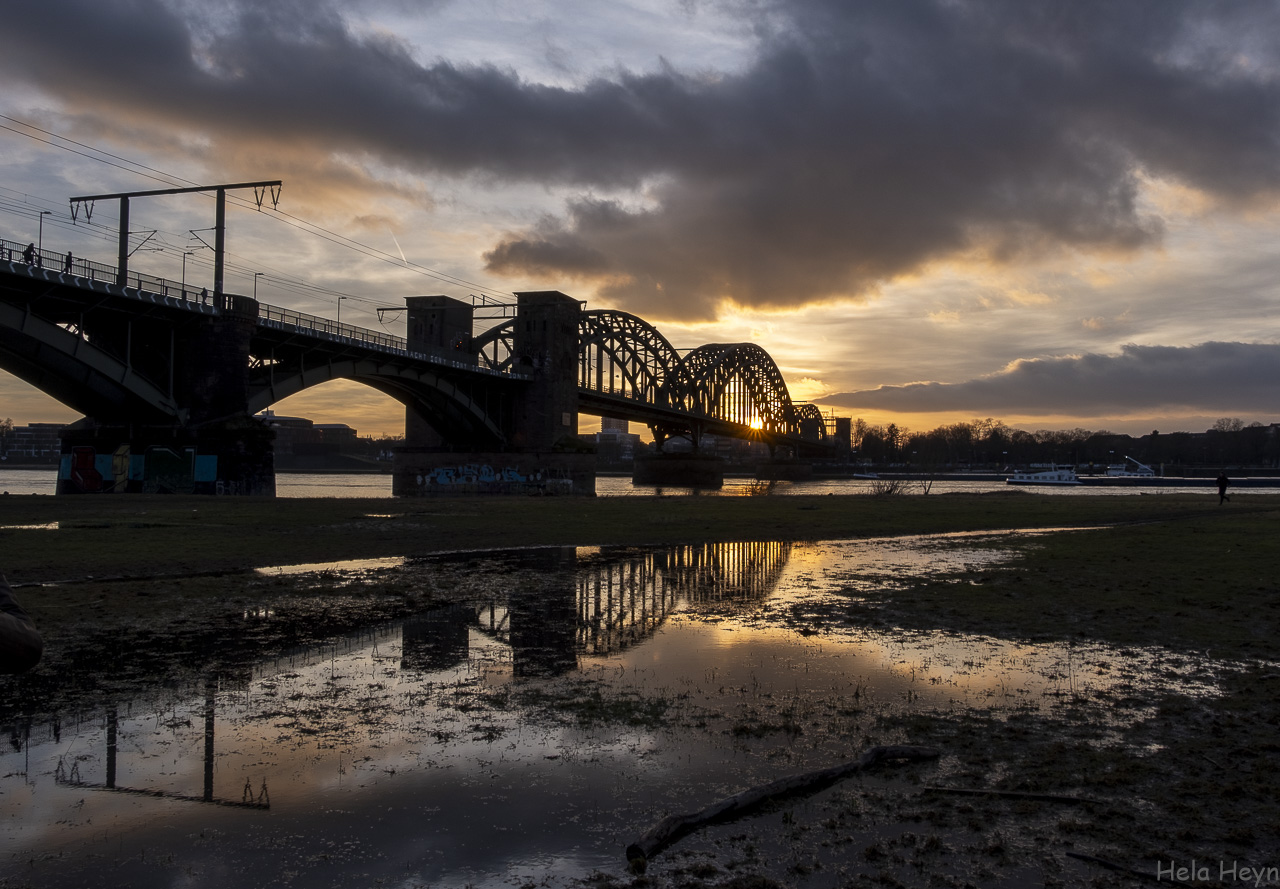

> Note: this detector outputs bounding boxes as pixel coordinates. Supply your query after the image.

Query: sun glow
[749,418,763,430]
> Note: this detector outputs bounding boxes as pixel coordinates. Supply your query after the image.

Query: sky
[1,0,1279,439]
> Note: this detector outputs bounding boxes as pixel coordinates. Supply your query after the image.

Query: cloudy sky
[2,0,1279,437]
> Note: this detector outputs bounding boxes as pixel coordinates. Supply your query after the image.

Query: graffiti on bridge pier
[411,462,574,495]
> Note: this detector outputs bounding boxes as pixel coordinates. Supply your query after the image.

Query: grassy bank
[3,490,1274,582]
[836,505,1280,661]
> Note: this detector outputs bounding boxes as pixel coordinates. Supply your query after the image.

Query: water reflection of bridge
[19,543,790,806]
[54,681,269,810]
[404,541,792,676]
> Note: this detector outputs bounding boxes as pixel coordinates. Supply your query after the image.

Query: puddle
[0,534,1246,888]
[253,556,407,577]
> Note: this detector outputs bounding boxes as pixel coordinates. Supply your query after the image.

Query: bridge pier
[394,290,596,496]
[57,417,275,495]
[55,294,275,495]
[393,448,593,496]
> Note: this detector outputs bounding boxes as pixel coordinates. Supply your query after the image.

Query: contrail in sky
[389,230,408,266]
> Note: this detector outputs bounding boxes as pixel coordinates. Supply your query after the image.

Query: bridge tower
[510,291,582,451]
[402,295,478,448]
[392,290,595,495]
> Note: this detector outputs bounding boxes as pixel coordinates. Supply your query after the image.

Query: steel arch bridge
[0,252,832,458]
[473,308,830,450]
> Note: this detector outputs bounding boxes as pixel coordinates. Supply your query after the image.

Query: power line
[0,120,188,191]
[0,113,515,301]
[0,114,193,190]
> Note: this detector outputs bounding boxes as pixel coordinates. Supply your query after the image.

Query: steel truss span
[574,311,826,445]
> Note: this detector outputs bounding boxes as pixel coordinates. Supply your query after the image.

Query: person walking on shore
[1217,472,1231,504]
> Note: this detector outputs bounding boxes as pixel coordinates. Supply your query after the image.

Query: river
[0,466,1243,498]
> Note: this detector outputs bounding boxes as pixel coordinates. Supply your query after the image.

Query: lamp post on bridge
[337,295,348,324]
[182,251,196,297]
[253,272,264,300]
[37,211,51,259]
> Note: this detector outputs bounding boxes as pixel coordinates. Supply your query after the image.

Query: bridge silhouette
[1,236,844,495]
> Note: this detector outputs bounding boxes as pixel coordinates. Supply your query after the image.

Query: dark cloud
[3,0,1279,317]
[820,342,1280,417]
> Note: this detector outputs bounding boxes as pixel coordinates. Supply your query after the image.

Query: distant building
[314,423,357,453]
[589,424,642,464]
[257,410,322,457]
[2,423,64,463]
[255,411,363,463]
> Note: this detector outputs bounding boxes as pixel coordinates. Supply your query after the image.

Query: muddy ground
[2,493,1278,887]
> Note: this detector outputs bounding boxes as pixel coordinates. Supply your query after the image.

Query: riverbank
[2,491,1272,584]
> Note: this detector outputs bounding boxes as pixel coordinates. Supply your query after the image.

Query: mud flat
[1,494,1277,887]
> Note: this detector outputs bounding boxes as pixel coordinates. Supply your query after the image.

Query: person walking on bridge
[21,243,34,265]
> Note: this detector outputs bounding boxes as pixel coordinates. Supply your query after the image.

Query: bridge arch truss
[571,310,828,447]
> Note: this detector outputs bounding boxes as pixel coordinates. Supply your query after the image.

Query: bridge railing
[3,234,518,373]
[257,303,409,352]
[256,301,516,377]
[1,237,211,304]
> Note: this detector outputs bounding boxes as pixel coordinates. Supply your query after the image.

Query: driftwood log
[625,744,940,866]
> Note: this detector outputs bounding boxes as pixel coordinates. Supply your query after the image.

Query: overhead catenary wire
[0,114,516,304]
[0,195,388,320]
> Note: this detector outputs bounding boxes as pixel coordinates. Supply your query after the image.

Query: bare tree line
[851,417,1278,469]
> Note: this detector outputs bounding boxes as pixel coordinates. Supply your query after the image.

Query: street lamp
[37,210,51,257]
[337,295,348,324]
[253,272,264,299]
[182,251,196,297]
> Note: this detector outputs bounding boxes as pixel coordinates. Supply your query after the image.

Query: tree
[884,423,906,457]
[852,418,869,450]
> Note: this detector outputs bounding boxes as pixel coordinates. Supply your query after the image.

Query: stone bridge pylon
[393,289,596,497]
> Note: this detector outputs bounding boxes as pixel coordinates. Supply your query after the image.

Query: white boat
[1106,456,1155,478]
[1006,466,1082,486]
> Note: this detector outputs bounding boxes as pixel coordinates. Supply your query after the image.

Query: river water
[0,467,1240,498]
[0,536,1231,888]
